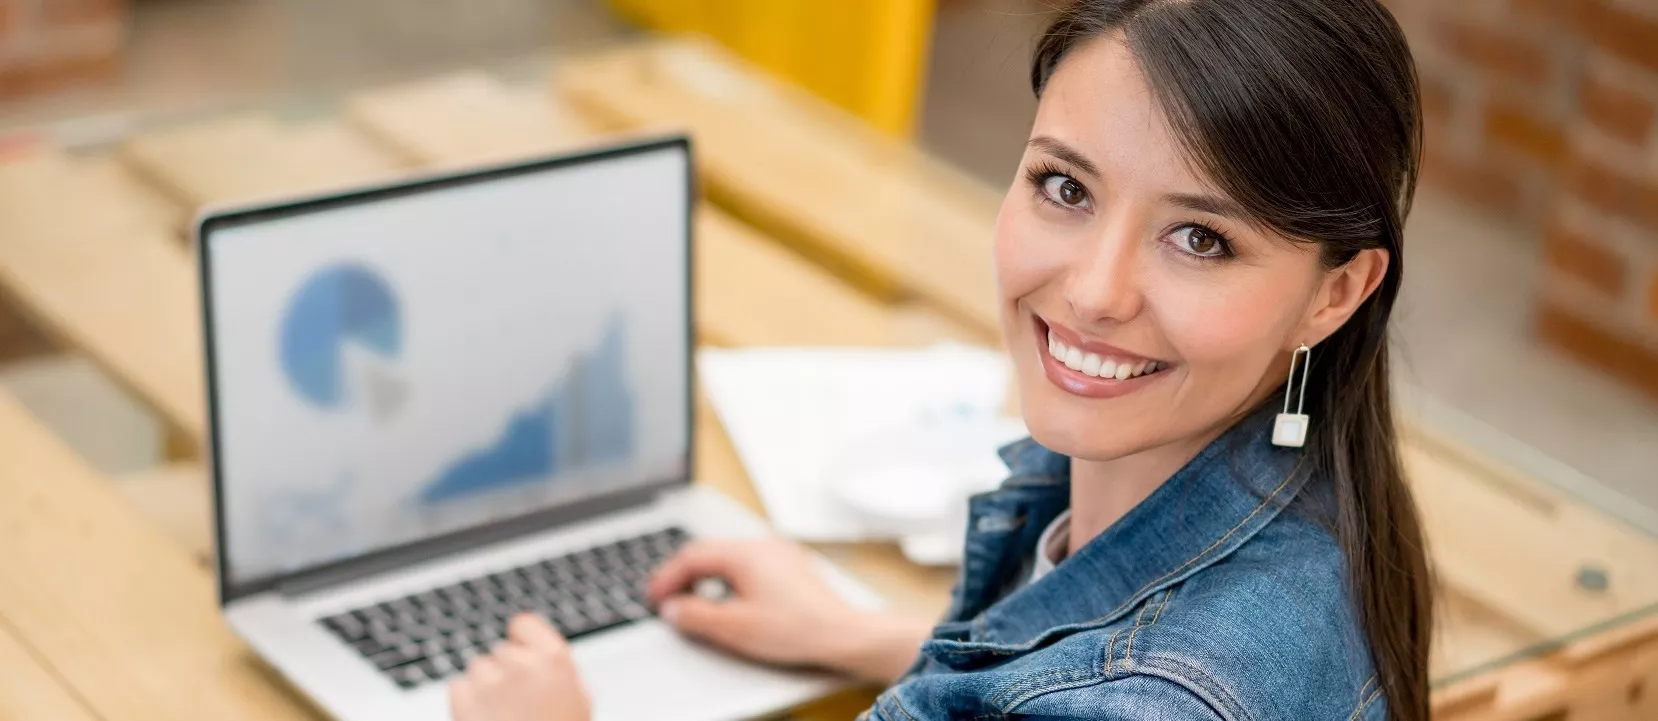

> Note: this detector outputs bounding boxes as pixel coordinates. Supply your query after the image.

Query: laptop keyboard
[318,526,689,689]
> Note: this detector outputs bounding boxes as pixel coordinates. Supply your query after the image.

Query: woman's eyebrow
[1027,136,1100,179]
[1166,192,1250,222]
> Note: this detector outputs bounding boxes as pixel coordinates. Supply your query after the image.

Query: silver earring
[1273,344,1312,448]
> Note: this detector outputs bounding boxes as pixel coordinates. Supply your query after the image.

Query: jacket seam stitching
[998,666,1238,721]
[992,667,1105,711]
[1349,678,1383,720]
[1119,594,1156,671]
[1102,624,1126,680]
[1124,587,1176,669]
[880,689,920,721]
[1100,469,1298,621]
[1149,586,1175,625]
[1134,656,1252,721]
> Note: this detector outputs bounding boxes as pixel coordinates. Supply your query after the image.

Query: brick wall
[0,0,128,102]
[1387,0,1658,397]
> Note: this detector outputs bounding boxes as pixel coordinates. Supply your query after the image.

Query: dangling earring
[1273,344,1312,448]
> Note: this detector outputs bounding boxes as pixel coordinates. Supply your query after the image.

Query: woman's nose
[1063,222,1145,325]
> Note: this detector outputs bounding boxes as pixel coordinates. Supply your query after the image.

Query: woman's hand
[647,537,932,684]
[450,614,591,721]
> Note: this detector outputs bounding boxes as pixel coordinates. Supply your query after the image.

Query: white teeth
[1044,330,1165,380]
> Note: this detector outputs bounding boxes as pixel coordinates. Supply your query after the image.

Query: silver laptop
[196,137,879,721]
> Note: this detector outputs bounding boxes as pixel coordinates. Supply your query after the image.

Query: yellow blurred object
[606,0,936,136]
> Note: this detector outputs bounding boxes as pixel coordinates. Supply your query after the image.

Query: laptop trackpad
[575,620,842,721]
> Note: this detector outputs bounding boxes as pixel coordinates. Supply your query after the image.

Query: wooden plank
[0,621,96,721]
[1404,439,1658,640]
[1432,590,1545,681]
[556,37,1003,336]
[696,208,934,347]
[122,114,408,210]
[116,462,213,564]
[0,390,320,721]
[345,72,600,166]
[0,150,205,441]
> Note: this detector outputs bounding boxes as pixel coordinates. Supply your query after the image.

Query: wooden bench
[122,114,410,212]
[0,618,97,721]
[556,37,1003,338]
[0,150,204,442]
[0,389,323,721]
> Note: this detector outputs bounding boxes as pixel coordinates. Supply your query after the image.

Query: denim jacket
[863,407,1382,720]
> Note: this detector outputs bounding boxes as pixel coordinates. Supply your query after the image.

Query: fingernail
[660,600,680,625]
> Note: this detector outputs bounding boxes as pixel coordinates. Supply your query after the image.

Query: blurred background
[2,0,1653,509]
[1,1,1657,717]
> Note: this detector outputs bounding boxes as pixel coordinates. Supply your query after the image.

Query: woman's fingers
[466,655,504,686]
[647,539,749,603]
[507,613,568,655]
[660,595,759,652]
[449,674,478,719]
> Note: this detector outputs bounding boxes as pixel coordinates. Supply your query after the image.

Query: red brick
[1543,219,1629,297]
[1483,101,1567,169]
[1583,0,1658,74]
[0,50,120,102]
[1421,73,1454,125]
[40,0,123,25]
[1649,270,1658,324]
[1564,155,1658,233]
[1436,18,1554,85]
[1580,75,1655,147]
[1538,300,1658,400]
[1511,0,1589,32]
[1421,145,1526,212]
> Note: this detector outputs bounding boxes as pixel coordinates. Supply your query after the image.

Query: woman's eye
[1169,225,1229,258]
[1040,175,1090,208]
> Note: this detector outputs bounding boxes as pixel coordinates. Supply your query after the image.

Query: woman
[451,0,1432,718]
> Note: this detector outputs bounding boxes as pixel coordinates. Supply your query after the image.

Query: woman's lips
[1033,316,1170,399]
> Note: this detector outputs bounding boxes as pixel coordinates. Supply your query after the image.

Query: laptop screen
[202,141,691,590]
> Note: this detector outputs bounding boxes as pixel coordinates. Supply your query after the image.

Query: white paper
[698,344,1014,542]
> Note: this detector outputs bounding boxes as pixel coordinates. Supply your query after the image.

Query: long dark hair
[1030,1,1431,718]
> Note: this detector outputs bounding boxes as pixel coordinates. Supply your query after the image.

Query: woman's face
[997,36,1357,461]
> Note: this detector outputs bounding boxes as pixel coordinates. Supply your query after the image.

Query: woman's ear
[1297,248,1389,347]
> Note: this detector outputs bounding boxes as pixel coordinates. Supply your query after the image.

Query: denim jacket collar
[925,404,1309,667]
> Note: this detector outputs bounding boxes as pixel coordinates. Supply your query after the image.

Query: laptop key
[390,665,425,689]
[447,651,470,673]
[429,654,455,678]
[371,647,424,671]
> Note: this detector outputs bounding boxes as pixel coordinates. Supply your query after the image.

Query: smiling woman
[454,2,1429,720]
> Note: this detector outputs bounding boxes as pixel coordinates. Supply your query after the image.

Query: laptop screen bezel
[196,136,697,605]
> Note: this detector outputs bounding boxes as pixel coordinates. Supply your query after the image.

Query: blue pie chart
[279,264,401,408]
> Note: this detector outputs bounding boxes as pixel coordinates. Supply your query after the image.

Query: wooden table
[556,37,1003,340]
[0,389,324,721]
[2,43,1657,721]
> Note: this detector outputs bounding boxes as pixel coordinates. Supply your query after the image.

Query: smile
[1034,316,1171,398]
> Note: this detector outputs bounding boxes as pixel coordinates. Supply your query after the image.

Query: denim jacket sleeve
[859,672,1227,721]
